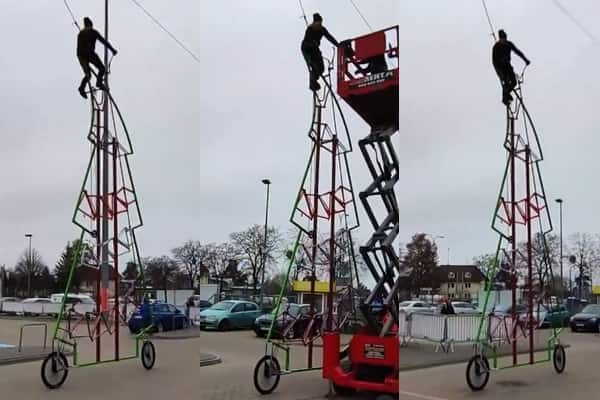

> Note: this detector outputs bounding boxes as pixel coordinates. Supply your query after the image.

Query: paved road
[1,316,599,400]
[398,331,600,400]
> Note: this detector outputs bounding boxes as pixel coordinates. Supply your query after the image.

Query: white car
[20,297,52,316]
[450,301,479,315]
[398,301,435,315]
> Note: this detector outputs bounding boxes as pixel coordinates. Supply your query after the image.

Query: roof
[433,265,486,283]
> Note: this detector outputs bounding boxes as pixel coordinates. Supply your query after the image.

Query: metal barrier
[398,312,485,353]
[0,301,96,316]
[18,323,47,352]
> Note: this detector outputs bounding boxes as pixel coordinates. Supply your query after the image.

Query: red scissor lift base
[323,330,399,394]
[326,26,399,396]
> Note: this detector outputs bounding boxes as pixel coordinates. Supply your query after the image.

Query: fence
[399,312,485,353]
[0,301,96,316]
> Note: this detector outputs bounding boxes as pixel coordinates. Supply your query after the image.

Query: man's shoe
[78,87,87,99]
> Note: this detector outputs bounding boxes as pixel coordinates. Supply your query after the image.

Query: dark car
[198,300,212,311]
[253,303,312,338]
[128,301,189,334]
[570,304,600,332]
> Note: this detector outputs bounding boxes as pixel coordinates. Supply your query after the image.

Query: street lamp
[25,233,32,297]
[426,234,448,265]
[260,179,271,308]
[555,199,563,293]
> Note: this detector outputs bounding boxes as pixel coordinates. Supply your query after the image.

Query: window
[232,304,244,313]
[465,283,471,288]
[465,272,472,279]
[450,283,455,288]
[167,305,177,313]
[448,272,455,279]
[244,303,258,311]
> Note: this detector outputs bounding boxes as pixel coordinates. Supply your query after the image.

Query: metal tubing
[510,114,517,366]
[308,100,322,369]
[113,138,119,360]
[526,146,533,364]
[327,134,338,332]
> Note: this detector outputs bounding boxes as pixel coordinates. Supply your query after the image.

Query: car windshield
[399,301,413,307]
[210,301,235,311]
[581,305,600,315]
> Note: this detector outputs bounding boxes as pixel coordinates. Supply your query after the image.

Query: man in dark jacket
[301,13,339,91]
[492,29,530,105]
[77,17,118,99]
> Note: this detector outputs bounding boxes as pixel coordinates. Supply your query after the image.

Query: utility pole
[25,234,32,297]
[260,179,271,308]
[555,199,563,293]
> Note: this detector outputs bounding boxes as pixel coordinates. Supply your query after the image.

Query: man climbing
[301,13,339,91]
[77,17,118,99]
[492,29,530,105]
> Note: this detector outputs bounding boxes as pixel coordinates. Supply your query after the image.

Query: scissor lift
[322,26,399,399]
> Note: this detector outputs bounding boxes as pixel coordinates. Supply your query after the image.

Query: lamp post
[25,233,32,297]
[427,234,447,264]
[555,198,563,293]
[260,179,271,308]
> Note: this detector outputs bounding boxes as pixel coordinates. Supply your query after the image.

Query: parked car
[491,303,548,328]
[398,301,435,315]
[199,300,261,331]
[253,303,311,338]
[450,302,479,315]
[128,301,189,334]
[20,298,52,316]
[50,293,95,305]
[570,304,600,332]
[539,304,570,328]
[198,300,212,311]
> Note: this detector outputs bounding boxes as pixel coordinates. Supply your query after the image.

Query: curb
[200,353,221,367]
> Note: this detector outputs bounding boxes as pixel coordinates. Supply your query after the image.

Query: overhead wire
[298,0,309,26]
[128,0,201,64]
[551,0,597,42]
[481,0,497,41]
[348,0,373,32]
[63,0,81,30]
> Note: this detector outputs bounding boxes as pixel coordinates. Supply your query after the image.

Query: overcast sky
[8,1,596,283]
[0,1,200,270]
[0,0,397,278]
[198,0,398,278]
[399,0,600,267]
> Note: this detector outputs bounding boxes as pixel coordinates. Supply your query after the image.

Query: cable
[63,0,81,30]
[551,0,597,42]
[298,0,308,26]
[128,0,201,64]
[349,0,373,32]
[481,0,497,41]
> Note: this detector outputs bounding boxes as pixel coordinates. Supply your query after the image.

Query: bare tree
[516,233,560,297]
[568,233,600,299]
[143,256,179,301]
[171,240,212,289]
[15,248,48,297]
[230,225,282,294]
[203,242,241,300]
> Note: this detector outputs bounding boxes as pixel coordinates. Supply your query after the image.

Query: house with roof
[432,265,486,301]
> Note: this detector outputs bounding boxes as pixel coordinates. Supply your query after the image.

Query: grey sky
[0,1,200,269]
[1,0,398,280]
[198,0,398,277]
[399,0,600,266]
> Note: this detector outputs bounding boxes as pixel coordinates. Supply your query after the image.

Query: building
[433,265,486,301]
